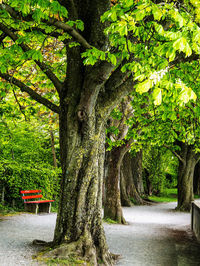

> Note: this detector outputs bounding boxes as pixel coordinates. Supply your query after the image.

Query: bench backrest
[20,190,43,202]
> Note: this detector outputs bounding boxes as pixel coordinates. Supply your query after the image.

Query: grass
[103,217,118,224]
[0,203,24,216]
[148,188,178,203]
[148,188,200,203]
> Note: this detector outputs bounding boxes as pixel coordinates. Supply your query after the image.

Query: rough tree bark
[104,98,133,224]
[120,152,144,206]
[176,143,200,211]
[104,145,128,224]
[131,150,144,195]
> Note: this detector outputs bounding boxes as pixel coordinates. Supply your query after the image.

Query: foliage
[143,146,178,194]
[0,93,60,208]
[0,0,199,108]
[0,159,61,206]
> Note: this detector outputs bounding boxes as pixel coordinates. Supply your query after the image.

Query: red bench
[20,189,54,214]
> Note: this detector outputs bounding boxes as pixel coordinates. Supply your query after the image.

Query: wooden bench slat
[20,190,42,194]
[25,200,54,203]
[20,189,54,214]
[22,195,43,200]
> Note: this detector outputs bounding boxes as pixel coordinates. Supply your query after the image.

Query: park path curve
[1,202,200,265]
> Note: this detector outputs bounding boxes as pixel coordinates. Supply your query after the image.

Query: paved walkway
[105,202,200,266]
[1,202,200,265]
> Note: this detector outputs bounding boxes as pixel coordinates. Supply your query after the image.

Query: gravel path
[1,202,200,266]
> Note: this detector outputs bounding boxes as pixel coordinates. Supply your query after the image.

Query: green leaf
[108,53,117,65]
[173,37,192,57]
[152,6,162,21]
[153,88,162,105]
[136,79,152,94]
[0,65,7,73]
[111,10,117,21]
[154,23,164,35]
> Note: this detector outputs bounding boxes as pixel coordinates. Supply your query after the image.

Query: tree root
[33,231,118,265]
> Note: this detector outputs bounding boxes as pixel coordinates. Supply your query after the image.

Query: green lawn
[148,188,177,203]
[149,188,200,203]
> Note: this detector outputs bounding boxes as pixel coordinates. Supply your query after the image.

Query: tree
[130,150,144,195]
[128,59,200,211]
[104,99,132,224]
[0,0,200,263]
[142,146,178,195]
[120,151,145,206]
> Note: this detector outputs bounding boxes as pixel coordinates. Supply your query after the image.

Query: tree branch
[0,3,91,50]
[0,72,60,114]
[118,139,133,167]
[77,61,114,121]
[98,74,136,117]
[0,22,63,94]
[47,19,91,49]
[12,89,27,120]
[163,144,185,164]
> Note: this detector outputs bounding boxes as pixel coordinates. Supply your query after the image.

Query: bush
[0,160,61,209]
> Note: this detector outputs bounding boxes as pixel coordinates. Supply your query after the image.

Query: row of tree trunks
[104,140,200,218]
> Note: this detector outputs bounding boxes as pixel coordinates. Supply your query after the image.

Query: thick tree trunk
[120,152,144,206]
[51,103,113,264]
[177,143,199,211]
[104,146,127,224]
[34,1,135,264]
[131,150,144,195]
[144,169,152,196]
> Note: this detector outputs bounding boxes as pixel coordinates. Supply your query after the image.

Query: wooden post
[191,201,194,230]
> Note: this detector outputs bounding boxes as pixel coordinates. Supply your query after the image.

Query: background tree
[128,59,200,211]
[104,99,133,224]
[120,151,145,206]
[142,146,178,195]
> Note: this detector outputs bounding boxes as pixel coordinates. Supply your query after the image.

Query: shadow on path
[105,202,200,266]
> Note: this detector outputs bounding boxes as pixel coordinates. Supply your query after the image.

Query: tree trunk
[51,102,114,264]
[144,169,152,196]
[131,150,144,195]
[120,152,144,206]
[104,146,127,224]
[30,0,136,263]
[177,143,199,211]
